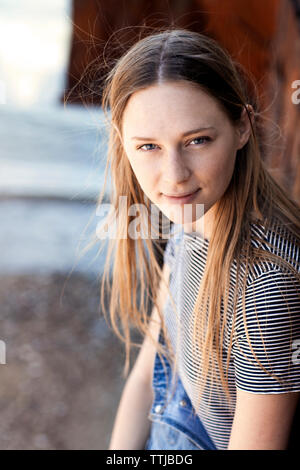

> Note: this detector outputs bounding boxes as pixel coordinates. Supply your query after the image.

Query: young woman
[91,28,300,450]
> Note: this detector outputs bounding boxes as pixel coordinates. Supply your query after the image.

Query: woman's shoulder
[247,216,300,282]
[234,218,300,354]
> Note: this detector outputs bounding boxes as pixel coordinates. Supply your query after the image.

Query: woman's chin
[161,206,204,227]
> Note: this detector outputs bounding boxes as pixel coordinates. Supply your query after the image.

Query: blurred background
[0,0,299,449]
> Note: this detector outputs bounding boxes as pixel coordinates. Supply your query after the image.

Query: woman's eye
[189,136,211,146]
[137,136,211,152]
[137,143,158,152]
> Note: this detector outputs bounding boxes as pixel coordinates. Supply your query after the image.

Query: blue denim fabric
[145,330,217,450]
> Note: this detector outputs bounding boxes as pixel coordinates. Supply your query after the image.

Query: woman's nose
[162,150,191,183]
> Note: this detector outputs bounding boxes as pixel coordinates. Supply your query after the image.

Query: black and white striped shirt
[162,219,300,449]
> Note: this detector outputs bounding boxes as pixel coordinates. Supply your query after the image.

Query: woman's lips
[163,188,201,204]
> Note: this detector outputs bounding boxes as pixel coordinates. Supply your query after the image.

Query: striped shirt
[162,219,300,449]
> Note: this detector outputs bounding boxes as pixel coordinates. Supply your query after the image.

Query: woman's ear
[236,104,254,150]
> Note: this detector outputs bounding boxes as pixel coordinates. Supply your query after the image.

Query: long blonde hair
[81,28,300,410]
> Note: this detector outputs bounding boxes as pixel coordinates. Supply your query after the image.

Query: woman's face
[121,80,251,239]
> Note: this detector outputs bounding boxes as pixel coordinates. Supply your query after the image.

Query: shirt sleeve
[232,268,300,393]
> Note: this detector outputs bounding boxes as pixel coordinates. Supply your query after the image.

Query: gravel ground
[0,271,143,449]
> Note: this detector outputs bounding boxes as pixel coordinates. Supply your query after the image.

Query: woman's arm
[227,388,299,449]
[229,268,300,449]
[107,368,154,450]
[108,262,170,450]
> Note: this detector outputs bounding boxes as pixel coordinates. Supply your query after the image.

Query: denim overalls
[145,329,217,450]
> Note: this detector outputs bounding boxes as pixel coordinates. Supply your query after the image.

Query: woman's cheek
[129,161,154,194]
[132,160,147,182]
[210,144,236,175]
[127,157,144,181]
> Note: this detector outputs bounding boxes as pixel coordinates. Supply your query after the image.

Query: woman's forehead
[125,80,218,108]
[122,82,224,136]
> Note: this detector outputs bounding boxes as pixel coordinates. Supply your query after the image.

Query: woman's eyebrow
[131,126,216,141]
